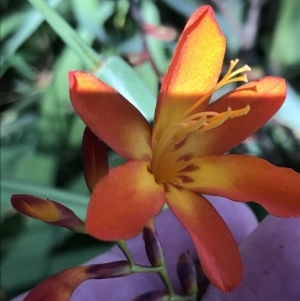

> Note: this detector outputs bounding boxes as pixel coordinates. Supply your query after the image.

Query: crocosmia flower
[69,6,300,292]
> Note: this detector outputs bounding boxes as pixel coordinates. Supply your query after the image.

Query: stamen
[184,111,219,122]
[180,105,250,134]
[152,58,252,178]
[184,115,207,132]
[181,59,251,118]
[228,65,251,79]
[199,107,232,131]
[229,104,250,118]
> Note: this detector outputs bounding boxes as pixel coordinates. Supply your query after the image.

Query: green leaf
[72,0,114,42]
[134,62,158,96]
[28,0,100,70]
[38,27,95,149]
[1,178,88,220]
[141,0,169,74]
[0,12,26,40]
[274,84,300,132]
[270,0,300,67]
[0,0,62,73]
[1,53,37,79]
[161,0,200,17]
[14,152,58,186]
[95,56,156,121]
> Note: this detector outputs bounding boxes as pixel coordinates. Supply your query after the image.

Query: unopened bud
[11,194,85,233]
[143,219,163,267]
[132,290,169,301]
[177,252,197,295]
[86,261,133,279]
[127,51,150,66]
[24,267,88,301]
[143,24,177,42]
[194,259,209,298]
[82,127,109,192]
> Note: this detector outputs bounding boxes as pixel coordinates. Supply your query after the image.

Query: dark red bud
[143,24,177,42]
[132,290,169,301]
[24,267,88,301]
[143,223,163,267]
[86,260,133,279]
[177,252,197,295]
[11,194,85,233]
[82,127,109,192]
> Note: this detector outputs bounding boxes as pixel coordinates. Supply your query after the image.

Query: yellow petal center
[152,59,251,182]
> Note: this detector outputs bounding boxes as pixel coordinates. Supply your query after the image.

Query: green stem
[116,239,197,301]
[116,240,135,268]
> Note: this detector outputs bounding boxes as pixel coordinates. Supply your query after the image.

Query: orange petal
[82,127,109,192]
[11,194,85,232]
[152,6,225,147]
[86,161,166,240]
[179,155,300,217]
[183,76,286,157]
[69,71,152,161]
[24,267,88,301]
[165,186,242,292]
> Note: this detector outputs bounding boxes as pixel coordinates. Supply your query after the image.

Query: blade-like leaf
[95,56,156,121]
[28,0,100,69]
[1,0,62,73]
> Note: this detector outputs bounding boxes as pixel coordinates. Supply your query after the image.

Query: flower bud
[24,267,88,301]
[86,260,133,279]
[194,259,209,298]
[11,194,85,233]
[143,219,163,267]
[82,127,109,192]
[177,252,197,295]
[132,290,169,301]
[143,23,177,42]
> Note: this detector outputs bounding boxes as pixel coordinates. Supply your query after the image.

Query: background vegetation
[1,0,300,300]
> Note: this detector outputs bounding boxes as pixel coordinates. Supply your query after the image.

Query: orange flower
[69,6,300,292]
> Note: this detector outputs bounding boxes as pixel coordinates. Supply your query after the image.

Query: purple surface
[11,196,300,301]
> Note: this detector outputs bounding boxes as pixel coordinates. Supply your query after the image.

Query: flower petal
[69,71,152,161]
[86,161,166,240]
[152,6,225,146]
[82,127,109,192]
[180,76,286,157]
[165,186,242,292]
[179,155,300,217]
[24,267,88,301]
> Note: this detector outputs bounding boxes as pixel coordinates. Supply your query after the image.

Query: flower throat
[151,59,251,175]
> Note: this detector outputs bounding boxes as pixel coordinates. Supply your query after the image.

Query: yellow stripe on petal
[179,155,300,217]
[69,71,152,161]
[86,161,166,241]
[152,6,225,147]
[165,186,242,292]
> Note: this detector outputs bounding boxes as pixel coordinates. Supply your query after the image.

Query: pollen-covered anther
[178,104,250,134]
[181,59,251,118]
[218,59,251,87]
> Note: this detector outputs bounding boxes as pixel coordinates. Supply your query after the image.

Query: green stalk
[116,239,197,301]
[116,240,136,268]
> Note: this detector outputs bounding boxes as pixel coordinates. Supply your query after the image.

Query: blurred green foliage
[1,0,300,299]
